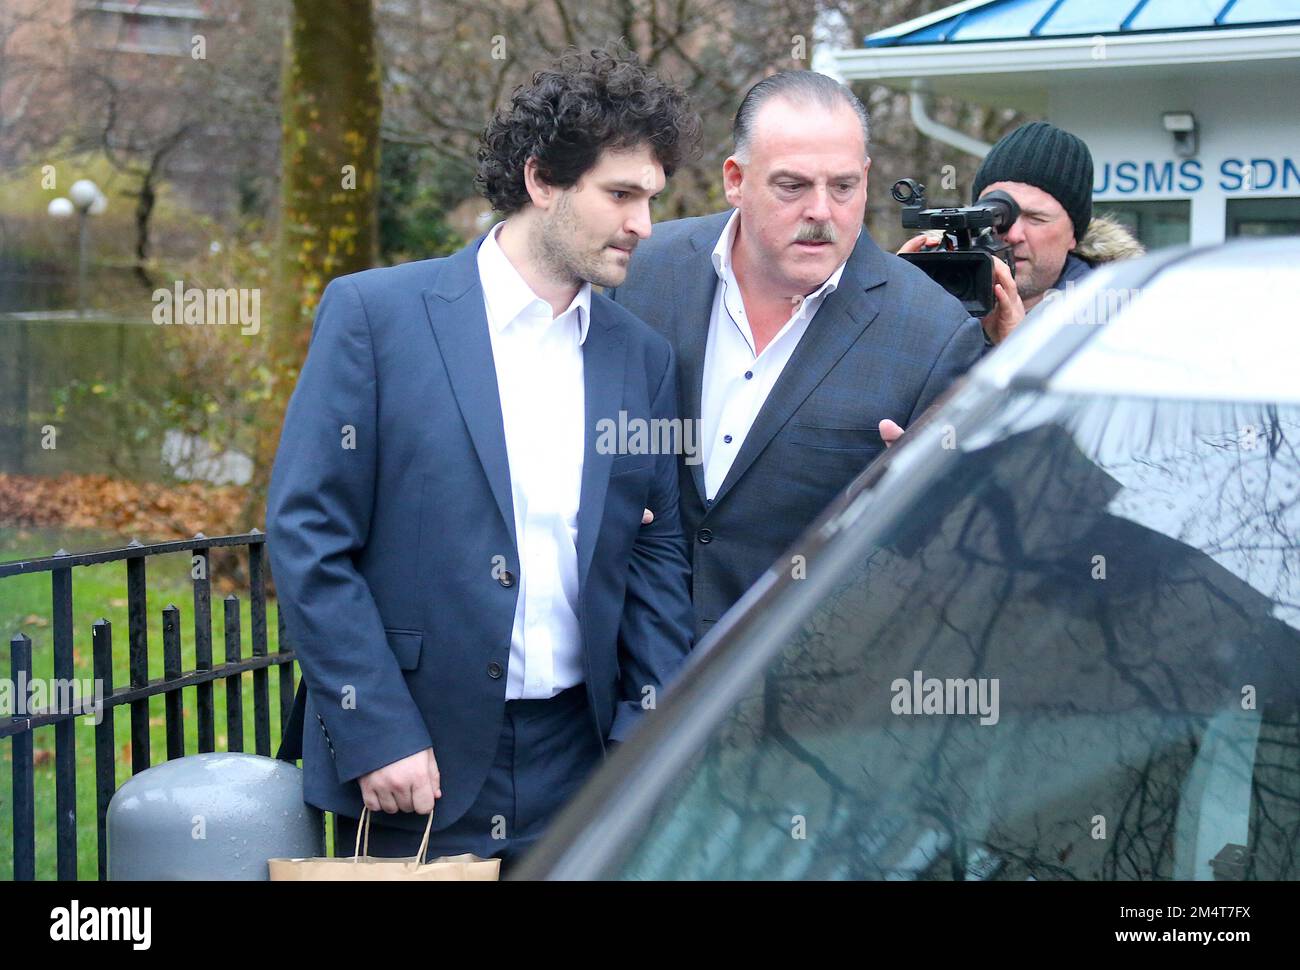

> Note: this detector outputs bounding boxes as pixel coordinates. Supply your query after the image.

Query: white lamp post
[48,179,107,316]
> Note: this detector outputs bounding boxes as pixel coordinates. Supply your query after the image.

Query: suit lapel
[423,235,518,552]
[577,303,626,591]
[711,230,890,506]
[673,214,732,506]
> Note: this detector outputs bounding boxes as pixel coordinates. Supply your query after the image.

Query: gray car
[515,237,1300,881]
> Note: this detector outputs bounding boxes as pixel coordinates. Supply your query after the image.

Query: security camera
[1162,112,1198,158]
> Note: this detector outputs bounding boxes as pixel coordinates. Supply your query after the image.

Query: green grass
[0,527,335,879]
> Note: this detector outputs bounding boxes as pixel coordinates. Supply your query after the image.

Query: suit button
[697,528,713,544]
[487,661,504,679]
[498,570,515,588]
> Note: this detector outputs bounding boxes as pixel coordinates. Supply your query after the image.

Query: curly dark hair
[475,42,700,214]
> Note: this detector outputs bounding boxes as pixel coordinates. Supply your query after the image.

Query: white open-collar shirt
[476,222,590,700]
[700,210,854,500]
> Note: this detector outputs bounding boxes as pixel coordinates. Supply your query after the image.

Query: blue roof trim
[863,0,1300,46]
[941,10,972,39]
[1120,0,1152,31]
[1030,0,1071,35]
[1216,0,1242,24]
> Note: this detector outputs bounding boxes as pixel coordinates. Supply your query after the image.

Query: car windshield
[602,390,1300,880]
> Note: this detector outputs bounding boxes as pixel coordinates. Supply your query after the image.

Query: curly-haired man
[268,42,700,871]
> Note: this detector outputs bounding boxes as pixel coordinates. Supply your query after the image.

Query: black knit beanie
[972,121,1094,243]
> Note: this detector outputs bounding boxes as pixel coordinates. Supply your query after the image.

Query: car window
[605,393,1300,880]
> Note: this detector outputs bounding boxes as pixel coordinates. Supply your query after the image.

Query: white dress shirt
[476,222,589,699]
[699,210,853,500]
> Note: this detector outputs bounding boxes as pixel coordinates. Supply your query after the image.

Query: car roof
[976,236,1300,404]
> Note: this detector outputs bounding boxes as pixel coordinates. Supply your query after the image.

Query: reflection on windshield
[613,395,1300,880]
[997,396,1300,630]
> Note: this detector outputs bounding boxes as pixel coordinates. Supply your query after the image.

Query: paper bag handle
[353,805,437,866]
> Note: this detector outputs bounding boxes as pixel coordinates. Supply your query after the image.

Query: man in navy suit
[607,71,986,639]
[268,44,698,868]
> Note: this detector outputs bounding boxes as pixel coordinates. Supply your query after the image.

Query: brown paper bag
[269,806,501,881]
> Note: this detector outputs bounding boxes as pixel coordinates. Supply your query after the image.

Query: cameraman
[901,121,1143,346]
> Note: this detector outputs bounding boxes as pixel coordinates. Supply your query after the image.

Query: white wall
[1049,65,1300,244]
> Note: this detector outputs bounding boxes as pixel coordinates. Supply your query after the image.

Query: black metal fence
[0,531,297,880]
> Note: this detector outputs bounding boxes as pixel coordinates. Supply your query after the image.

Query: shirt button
[697,528,713,544]
[487,661,504,679]
[744,371,753,380]
[498,570,515,588]
[723,434,733,444]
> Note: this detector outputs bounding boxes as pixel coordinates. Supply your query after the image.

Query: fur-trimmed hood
[1073,214,1146,265]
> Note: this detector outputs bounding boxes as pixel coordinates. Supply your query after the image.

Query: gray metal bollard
[108,752,324,880]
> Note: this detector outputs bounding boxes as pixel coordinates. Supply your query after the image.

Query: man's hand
[897,230,947,255]
[359,747,441,815]
[981,256,1025,345]
[642,508,654,525]
[880,419,905,448]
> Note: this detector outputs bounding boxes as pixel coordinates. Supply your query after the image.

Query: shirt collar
[478,221,591,344]
[711,209,856,312]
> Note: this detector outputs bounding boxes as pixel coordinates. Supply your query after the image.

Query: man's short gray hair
[732,70,870,164]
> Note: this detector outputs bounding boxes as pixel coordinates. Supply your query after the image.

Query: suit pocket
[786,423,882,452]
[610,453,654,477]
[384,628,423,670]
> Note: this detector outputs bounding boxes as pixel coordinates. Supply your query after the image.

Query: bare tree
[374,0,1020,237]
[68,1,285,287]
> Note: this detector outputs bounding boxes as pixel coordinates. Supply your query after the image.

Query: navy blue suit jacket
[267,232,694,833]
[608,211,985,637]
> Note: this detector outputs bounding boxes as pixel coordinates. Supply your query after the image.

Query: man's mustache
[793,223,837,244]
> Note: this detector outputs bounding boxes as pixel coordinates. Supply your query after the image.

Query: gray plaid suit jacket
[607,210,985,638]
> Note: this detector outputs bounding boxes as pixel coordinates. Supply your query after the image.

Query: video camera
[892,178,1020,316]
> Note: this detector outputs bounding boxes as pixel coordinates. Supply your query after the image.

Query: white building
[824,0,1300,248]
